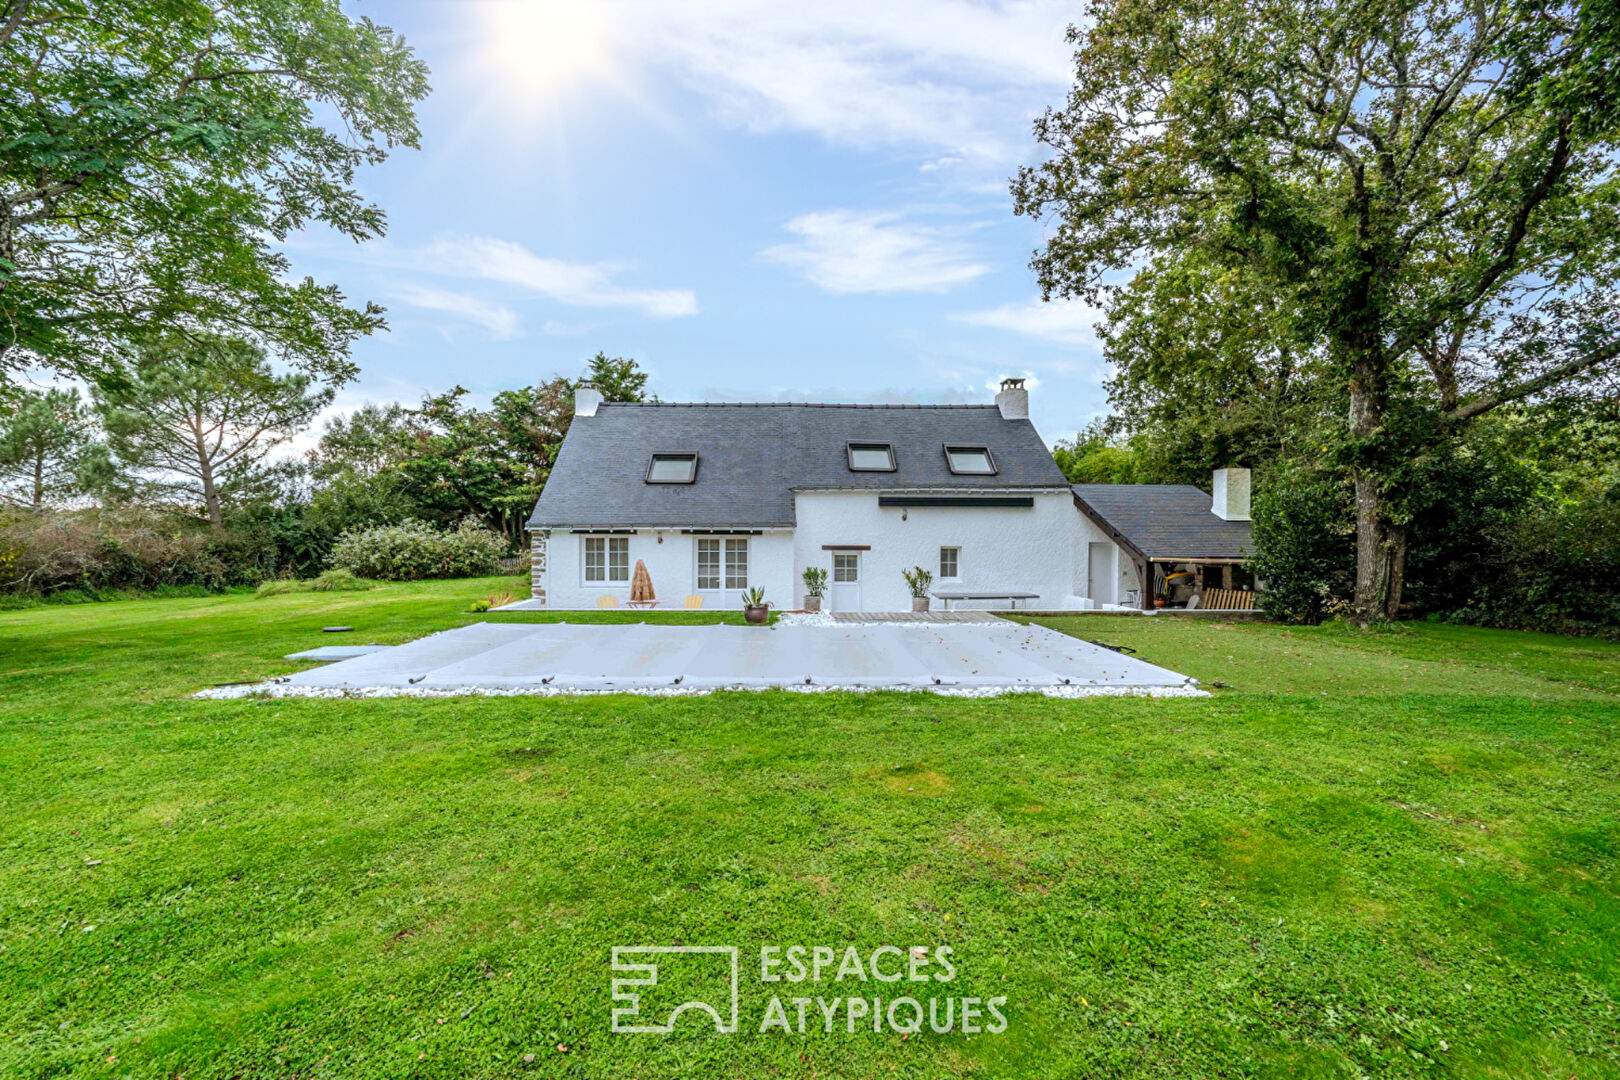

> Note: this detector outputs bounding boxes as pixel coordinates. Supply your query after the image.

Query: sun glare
[473,0,614,106]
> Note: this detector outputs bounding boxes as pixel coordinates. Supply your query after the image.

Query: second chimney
[574,382,604,417]
[995,377,1029,420]
[1212,467,1251,521]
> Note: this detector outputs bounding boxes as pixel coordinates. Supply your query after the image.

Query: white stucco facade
[530,492,1144,612]
[538,528,796,612]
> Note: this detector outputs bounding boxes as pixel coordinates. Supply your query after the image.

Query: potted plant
[742,586,771,624]
[902,566,933,613]
[801,567,827,612]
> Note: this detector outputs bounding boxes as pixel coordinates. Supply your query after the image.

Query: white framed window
[833,552,859,582]
[696,537,748,591]
[583,536,630,584]
[939,546,960,581]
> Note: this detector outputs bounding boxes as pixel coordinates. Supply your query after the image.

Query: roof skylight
[646,452,698,484]
[943,444,997,475]
[847,442,897,472]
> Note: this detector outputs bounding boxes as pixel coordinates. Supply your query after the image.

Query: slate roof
[1071,484,1254,560]
[528,403,1070,529]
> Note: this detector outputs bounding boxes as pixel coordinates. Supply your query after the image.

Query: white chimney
[574,383,603,417]
[1212,467,1251,521]
[995,377,1029,420]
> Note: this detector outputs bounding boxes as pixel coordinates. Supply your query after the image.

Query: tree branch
[1391,113,1574,359]
[0,0,32,49]
[177,66,300,96]
[1446,337,1620,423]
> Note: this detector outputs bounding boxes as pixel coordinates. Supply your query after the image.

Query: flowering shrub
[326,518,506,580]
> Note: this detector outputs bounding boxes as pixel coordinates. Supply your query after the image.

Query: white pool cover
[202,620,1203,699]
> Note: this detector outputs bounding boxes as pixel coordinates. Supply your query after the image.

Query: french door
[695,537,749,606]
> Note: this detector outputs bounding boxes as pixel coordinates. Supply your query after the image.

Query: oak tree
[1014,0,1620,622]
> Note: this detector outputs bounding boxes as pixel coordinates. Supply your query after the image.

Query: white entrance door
[1088,542,1114,605]
[830,551,861,612]
[696,537,750,607]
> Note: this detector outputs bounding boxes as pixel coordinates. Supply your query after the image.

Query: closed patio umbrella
[630,559,655,604]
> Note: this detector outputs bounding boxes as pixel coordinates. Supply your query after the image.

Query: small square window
[943,444,997,475]
[939,546,960,580]
[647,452,698,484]
[846,442,896,471]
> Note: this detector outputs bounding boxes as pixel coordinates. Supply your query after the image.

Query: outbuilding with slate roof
[1071,474,1259,610]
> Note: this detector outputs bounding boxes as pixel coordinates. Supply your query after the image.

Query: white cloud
[763,211,988,294]
[956,297,1103,346]
[638,1,1073,162]
[396,285,522,340]
[460,0,1076,165]
[426,236,698,318]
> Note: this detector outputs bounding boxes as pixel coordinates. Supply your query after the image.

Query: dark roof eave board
[878,495,1034,508]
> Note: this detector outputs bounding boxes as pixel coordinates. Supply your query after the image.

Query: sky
[285,0,1106,446]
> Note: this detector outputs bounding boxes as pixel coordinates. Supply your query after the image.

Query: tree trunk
[1353,473,1406,624]
[0,203,15,367]
[198,460,224,533]
[31,451,43,511]
[1348,356,1406,625]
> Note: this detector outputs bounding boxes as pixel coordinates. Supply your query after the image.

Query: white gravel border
[195,681,1208,701]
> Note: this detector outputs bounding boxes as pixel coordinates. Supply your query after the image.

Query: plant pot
[1154,597,1167,609]
[912,597,929,613]
[803,595,821,613]
[744,605,769,625]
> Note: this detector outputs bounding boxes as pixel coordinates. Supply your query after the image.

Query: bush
[1402,439,1541,617]
[326,517,506,581]
[1248,469,1355,625]
[0,508,274,596]
[1452,496,1620,638]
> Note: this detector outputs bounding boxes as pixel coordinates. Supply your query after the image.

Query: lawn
[1,579,1616,1078]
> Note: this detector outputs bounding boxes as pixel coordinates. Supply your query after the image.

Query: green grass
[1,580,1616,1078]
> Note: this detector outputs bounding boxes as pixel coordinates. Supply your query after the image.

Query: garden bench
[930,590,1041,611]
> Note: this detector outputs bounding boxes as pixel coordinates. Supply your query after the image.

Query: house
[524,379,1255,613]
